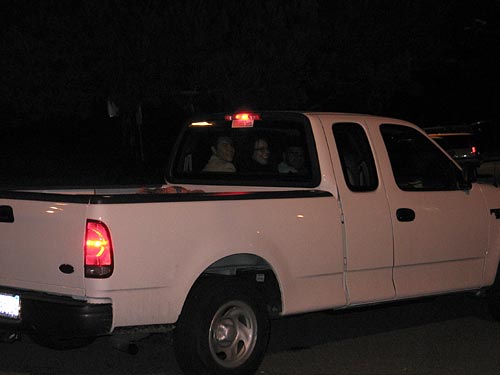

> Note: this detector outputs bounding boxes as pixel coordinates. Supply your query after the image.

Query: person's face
[285,147,305,169]
[252,139,270,165]
[214,140,235,162]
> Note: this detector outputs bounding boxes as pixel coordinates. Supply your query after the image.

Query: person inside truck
[202,136,236,172]
[278,145,306,174]
[243,138,276,172]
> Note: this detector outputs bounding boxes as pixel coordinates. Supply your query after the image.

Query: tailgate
[0,197,89,296]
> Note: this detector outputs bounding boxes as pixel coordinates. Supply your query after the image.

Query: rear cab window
[167,112,321,187]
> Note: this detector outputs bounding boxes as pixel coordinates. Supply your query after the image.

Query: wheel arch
[180,253,283,320]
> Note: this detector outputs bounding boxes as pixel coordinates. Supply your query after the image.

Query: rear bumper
[0,287,112,338]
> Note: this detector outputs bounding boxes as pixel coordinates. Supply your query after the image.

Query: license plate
[0,293,21,319]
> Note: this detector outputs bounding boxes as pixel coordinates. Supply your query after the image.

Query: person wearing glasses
[244,138,275,172]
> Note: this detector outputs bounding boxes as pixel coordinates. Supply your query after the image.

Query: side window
[333,123,378,192]
[380,124,463,191]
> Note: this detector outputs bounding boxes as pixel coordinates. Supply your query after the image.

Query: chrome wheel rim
[209,300,258,368]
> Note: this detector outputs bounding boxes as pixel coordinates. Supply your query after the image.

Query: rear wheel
[174,277,270,375]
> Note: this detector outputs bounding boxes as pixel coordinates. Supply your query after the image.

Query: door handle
[0,205,14,223]
[396,208,415,222]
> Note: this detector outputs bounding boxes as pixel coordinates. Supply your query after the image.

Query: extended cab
[2,112,500,375]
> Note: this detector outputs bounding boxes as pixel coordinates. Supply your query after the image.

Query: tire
[174,277,270,375]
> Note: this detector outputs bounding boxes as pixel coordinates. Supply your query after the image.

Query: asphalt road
[1,293,500,375]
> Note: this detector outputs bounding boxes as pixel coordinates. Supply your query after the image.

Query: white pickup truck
[2,111,500,374]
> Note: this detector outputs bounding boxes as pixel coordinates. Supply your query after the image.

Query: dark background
[1,0,500,187]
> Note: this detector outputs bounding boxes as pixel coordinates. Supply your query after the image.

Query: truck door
[325,118,395,305]
[376,123,488,297]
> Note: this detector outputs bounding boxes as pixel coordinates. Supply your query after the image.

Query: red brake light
[85,220,113,278]
[471,146,477,154]
[224,112,261,121]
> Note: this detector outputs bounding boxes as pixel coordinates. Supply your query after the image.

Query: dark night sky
[1,0,500,186]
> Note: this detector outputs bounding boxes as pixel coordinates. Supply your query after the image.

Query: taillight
[85,219,113,278]
[471,146,477,154]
